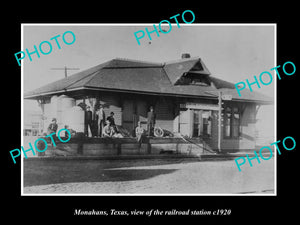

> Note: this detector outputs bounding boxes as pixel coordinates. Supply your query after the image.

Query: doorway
[179,109,212,138]
[122,99,147,136]
[192,110,212,138]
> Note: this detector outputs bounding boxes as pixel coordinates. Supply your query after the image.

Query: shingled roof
[24,57,273,104]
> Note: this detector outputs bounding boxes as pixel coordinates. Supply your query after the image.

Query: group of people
[45,105,157,153]
[85,105,156,144]
[48,105,156,144]
[85,104,120,138]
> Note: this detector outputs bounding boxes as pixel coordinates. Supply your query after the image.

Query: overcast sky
[23,24,275,94]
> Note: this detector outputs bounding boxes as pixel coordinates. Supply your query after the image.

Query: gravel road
[23,157,275,194]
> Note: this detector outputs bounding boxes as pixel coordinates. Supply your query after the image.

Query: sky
[22,24,275,139]
[23,24,275,94]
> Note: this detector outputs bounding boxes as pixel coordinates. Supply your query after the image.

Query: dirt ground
[23,157,275,194]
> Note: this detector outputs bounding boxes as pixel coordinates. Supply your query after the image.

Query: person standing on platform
[96,105,105,137]
[107,112,116,126]
[107,111,116,131]
[147,106,156,136]
[84,106,93,137]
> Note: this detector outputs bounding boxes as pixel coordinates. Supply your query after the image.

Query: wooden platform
[38,136,209,157]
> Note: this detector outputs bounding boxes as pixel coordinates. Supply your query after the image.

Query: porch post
[218,91,222,153]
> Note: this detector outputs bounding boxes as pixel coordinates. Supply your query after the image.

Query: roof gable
[163,57,211,84]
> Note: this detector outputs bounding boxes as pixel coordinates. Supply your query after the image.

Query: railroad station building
[24,54,273,154]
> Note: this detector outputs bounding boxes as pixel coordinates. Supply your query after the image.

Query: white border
[21,24,24,194]
[274,24,277,196]
[21,23,277,196]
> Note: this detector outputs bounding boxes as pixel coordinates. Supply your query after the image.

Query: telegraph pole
[205,90,232,153]
[51,66,80,78]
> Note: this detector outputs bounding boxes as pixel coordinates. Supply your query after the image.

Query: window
[175,73,210,86]
[191,77,209,86]
[224,106,241,138]
[224,107,231,137]
[232,107,240,138]
[202,111,212,136]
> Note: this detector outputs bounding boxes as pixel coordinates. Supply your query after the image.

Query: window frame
[223,105,241,139]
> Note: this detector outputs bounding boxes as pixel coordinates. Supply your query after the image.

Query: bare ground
[23,157,275,194]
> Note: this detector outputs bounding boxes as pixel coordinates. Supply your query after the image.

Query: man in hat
[147,106,156,136]
[47,118,58,155]
[48,118,58,135]
[84,106,93,137]
[96,105,105,137]
[107,112,116,126]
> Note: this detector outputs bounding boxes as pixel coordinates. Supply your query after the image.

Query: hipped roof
[24,57,273,104]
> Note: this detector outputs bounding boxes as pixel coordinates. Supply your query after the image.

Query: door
[136,100,147,129]
[179,109,193,137]
[122,100,135,134]
[192,110,212,137]
[193,109,202,137]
